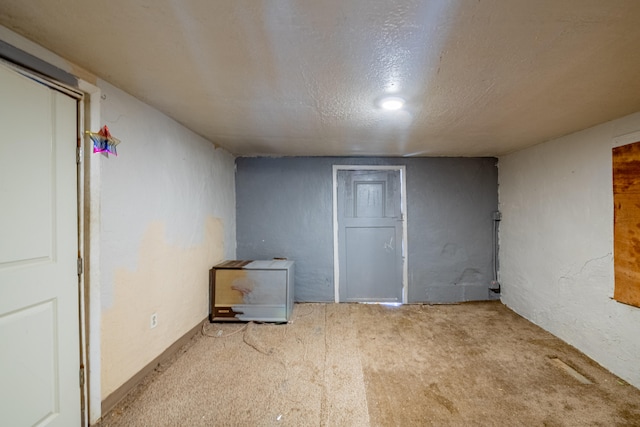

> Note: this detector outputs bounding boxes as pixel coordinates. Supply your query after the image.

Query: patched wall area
[235,157,498,303]
[98,80,236,398]
[499,111,640,389]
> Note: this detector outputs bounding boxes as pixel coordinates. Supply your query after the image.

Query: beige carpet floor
[97,302,640,426]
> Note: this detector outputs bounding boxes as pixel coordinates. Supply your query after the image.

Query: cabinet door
[214,269,287,321]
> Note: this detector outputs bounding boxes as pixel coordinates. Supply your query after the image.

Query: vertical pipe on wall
[490,211,501,293]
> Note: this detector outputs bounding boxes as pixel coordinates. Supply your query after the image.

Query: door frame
[78,79,102,426]
[332,165,408,304]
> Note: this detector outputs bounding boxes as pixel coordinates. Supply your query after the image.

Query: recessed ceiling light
[380,96,405,111]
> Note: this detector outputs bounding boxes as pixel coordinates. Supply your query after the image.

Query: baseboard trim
[100,318,205,418]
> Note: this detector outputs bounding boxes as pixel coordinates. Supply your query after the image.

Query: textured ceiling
[2,0,640,157]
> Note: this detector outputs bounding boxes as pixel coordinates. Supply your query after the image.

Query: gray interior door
[337,169,403,302]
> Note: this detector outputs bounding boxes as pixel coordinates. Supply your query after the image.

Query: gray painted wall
[235,157,498,303]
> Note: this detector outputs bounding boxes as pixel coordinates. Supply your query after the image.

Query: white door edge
[332,165,408,304]
[77,79,103,425]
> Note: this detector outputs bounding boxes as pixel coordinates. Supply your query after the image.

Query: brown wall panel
[613,142,640,307]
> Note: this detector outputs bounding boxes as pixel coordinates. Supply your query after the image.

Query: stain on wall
[235,156,498,303]
[97,80,236,399]
[102,217,224,396]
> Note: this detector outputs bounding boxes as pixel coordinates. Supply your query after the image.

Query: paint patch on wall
[101,216,224,398]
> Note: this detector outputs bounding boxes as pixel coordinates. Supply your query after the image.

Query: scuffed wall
[499,111,640,389]
[235,157,498,303]
[98,80,235,398]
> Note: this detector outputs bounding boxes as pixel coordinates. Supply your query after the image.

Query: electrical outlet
[150,313,158,329]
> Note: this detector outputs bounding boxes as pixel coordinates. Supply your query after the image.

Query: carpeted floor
[97,302,640,426]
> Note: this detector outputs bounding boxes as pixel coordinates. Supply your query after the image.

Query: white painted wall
[97,80,236,398]
[0,23,237,415]
[499,111,640,389]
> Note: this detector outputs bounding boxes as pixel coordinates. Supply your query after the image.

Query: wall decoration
[86,125,120,156]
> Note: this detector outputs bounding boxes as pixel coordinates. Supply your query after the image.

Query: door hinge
[79,365,85,387]
[76,146,83,164]
[77,257,83,276]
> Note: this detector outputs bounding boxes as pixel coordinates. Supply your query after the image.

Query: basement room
[1,1,640,426]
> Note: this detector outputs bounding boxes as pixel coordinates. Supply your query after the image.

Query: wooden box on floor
[209,260,295,323]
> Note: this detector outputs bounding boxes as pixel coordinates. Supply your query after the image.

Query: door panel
[0,64,80,426]
[345,227,398,300]
[355,181,385,217]
[0,69,53,266]
[338,169,403,302]
[0,300,58,426]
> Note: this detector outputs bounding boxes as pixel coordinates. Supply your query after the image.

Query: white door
[0,64,81,426]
